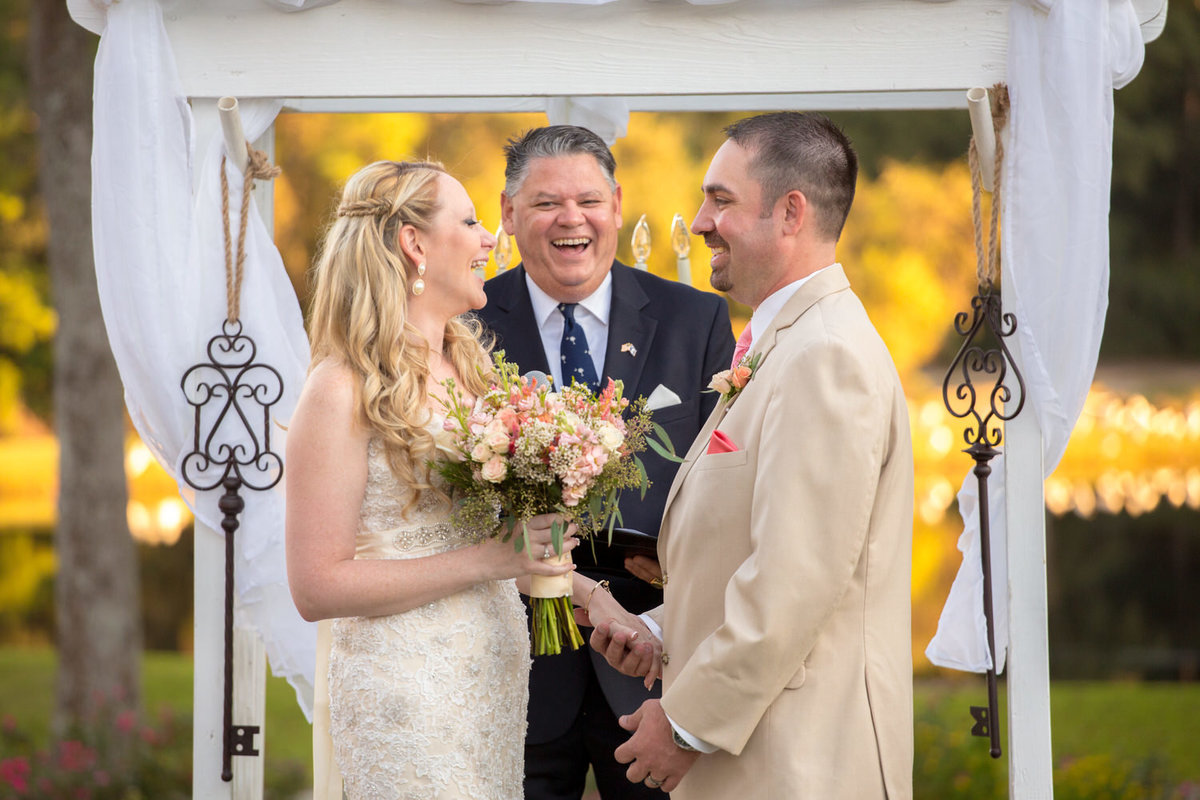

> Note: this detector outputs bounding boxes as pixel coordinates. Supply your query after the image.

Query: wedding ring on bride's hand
[541,545,552,559]
[645,776,664,788]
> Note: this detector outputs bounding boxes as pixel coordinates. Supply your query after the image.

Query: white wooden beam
[162,0,1009,101]
[280,89,973,115]
[1003,275,1054,798]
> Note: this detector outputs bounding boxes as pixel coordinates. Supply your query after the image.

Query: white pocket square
[645,384,682,412]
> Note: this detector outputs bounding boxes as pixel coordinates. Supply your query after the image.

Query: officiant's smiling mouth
[552,236,592,255]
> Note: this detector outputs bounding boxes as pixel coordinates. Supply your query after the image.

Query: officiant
[476,125,734,800]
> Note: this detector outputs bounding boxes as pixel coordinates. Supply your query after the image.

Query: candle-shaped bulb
[671,213,692,286]
[494,223,512,274]
[632,214,651,270]
[670,214,690,257]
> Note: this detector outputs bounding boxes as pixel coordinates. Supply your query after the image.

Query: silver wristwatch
[671,727,700,752]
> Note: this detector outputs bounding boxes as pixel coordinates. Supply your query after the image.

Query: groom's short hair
[724,112,858,242]
[502,125,617,197]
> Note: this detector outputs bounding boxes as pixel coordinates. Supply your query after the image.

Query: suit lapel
[657,265,852,550]
[602,264,654,396]
[486,266,552,374]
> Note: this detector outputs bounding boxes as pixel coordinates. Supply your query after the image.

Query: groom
[594,112,915,799]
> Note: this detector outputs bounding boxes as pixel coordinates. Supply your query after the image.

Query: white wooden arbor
[68,0,1168,798]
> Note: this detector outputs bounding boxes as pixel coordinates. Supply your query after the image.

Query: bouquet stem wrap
[528,551,584,656]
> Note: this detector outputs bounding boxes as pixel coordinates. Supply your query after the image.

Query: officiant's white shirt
[525,271,612,388]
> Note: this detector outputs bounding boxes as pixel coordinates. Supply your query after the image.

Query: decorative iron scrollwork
[182,320,284,493]
[943,291,1025,452]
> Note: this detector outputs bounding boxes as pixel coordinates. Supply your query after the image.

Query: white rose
[598,423,623,452]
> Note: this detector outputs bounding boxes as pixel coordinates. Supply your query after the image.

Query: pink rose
[481,455,508,483]
[471,441,492,463]
[729,364,753,389]
[562,484,588,506]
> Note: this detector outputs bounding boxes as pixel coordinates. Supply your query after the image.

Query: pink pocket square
[706,429,738,455]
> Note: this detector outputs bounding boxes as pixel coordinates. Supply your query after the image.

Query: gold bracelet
[584,579,611,616]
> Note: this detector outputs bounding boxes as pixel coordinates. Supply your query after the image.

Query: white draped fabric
[926,0,1145,674]
[90,0,315,716]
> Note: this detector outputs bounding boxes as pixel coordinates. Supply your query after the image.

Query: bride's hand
[478,514,579,581]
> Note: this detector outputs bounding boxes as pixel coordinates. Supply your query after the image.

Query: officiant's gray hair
[503,125,617,196]
[724,112,858,242]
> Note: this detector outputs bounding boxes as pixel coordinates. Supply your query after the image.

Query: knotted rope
[968,84,1010,292]
[220,144,282,323]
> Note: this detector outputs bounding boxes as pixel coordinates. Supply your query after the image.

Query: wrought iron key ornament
[942,85,1024,760]
[181,142,283,781]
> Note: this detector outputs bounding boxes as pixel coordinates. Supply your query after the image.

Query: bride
[285,160,648,800]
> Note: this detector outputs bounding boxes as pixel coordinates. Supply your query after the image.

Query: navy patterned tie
[558,303,600,393]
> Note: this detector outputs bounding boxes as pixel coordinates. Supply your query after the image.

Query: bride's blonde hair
[307,160,493,511]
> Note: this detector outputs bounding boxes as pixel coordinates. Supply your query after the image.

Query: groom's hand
[614,699,701,793]
[588,619,662,687]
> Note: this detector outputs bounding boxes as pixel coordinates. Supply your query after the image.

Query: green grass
[0,646,312,780]
[915,676,1200,786]
[3,647,1198,792]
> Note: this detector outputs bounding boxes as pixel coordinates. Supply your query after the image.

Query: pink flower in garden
[116,709,137,734]
[0,756,31,791]
[57,739,97,772]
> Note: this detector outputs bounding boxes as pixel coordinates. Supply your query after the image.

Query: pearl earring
[412,262,426,296]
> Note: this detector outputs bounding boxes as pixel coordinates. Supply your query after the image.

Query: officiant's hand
[615,699,701,793]
[587,617,662,689]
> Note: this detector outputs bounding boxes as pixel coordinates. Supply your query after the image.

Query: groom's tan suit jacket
[648,265,914,799]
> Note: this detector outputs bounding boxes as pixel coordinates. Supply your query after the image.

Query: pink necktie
[731,324,753,368]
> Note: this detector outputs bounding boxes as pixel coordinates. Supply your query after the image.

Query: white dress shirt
[524,272,613,389]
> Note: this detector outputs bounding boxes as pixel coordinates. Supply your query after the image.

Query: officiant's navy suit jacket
[476,259,734,742]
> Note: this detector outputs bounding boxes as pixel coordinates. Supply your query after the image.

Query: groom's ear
[780,189,807,236]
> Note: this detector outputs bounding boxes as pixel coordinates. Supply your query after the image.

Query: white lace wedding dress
[327,435,530,799]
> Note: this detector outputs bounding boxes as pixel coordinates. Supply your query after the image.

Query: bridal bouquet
[438,352,673,655]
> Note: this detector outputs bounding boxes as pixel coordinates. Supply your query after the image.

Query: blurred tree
[0,0,53,430]
[27,1,141,731]
[1105,0,1200,358]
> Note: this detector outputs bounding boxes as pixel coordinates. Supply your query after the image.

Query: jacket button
[661,652,670,665]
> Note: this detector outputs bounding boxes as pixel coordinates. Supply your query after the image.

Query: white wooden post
[1003,271,1055,797]
[191,107,275,800]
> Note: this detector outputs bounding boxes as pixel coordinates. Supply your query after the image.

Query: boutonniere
[707,352,762,402]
